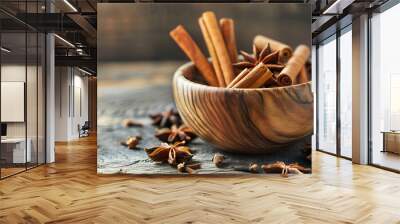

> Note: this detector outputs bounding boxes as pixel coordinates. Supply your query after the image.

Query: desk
[1,138,31,163]
[382,131,400,154]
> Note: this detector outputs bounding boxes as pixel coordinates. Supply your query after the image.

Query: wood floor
[372,150,400,171]
[1,167,26,178]
[0,135,400,224]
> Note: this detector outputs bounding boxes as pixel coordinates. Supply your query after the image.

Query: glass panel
[38,33,45,165]
[371,3,400,171]
[317,36,337,154]
[27,31,38,169]
[26,0,39,169]
[0,1,46,178]
[1,31,27,177]
[339,28,352,158]
[312,45,317,150]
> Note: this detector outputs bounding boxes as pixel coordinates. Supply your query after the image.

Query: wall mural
[97,3,313,175]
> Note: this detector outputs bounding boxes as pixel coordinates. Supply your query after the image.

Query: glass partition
[27,30,38,169]
[0,2,46,179]
[317,35,337,154]
[38,32,45,165]
[1,30,28,177]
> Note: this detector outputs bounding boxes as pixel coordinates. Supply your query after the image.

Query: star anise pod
[233,43,284,72]
[144,141,193,166]
[120,136,142,149]
[149,108,182,128]
[155,125,197,144]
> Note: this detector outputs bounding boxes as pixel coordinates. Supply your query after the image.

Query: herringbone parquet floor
[1,135,400,224]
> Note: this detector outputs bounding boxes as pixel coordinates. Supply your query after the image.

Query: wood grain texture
[173,62,313,153]
[1,135,400,223]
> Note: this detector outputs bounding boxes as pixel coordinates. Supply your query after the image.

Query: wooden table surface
[97,61,310,174]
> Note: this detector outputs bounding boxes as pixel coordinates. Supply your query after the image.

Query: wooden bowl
[172,62,313,154]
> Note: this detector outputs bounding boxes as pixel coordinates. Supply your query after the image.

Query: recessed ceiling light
[323,0,354,15]
[1,47,11,53]
[63,0,78,12]
[78,67,93,76]
[54,34,75,48]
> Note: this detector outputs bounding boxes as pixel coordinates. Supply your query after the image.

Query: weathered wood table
[97,61,311,174]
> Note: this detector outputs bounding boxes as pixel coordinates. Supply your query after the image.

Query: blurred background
[98,3,311,62]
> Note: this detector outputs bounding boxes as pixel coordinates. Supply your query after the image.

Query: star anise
[155,125,197,144]
[149,108,182,128]
[144,141,193,166]
[233,43,284,72]
[120,136,142,149]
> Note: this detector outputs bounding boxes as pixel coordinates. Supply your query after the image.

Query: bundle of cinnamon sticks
[170,11,310,88]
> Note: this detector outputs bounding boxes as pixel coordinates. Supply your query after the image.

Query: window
[339,27,352,158]
[370,2,400,171]
[317,35,337,154]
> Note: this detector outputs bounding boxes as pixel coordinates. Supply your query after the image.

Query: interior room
[0,12,46,178]
[0,0,400,223]
[370,3,400,171]
[314,0,400,172]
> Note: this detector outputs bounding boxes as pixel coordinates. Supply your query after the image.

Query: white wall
[1,64,37,138]
[1,63,46,164]
[54,66,89,141]
[55,66,69,141]
[46,32,56,163]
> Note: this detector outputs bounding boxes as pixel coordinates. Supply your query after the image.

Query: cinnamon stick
[254,35,293,64]
[296,65,308,84]
[199,17,225,87]
[276,45,310,86]
[264,76,279,88]
[202,11,234,85]
[219,18,238,63]
[170,25,219,87]
[231,63,271,88]
[227,68,249,88]
[250,68,273,88]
